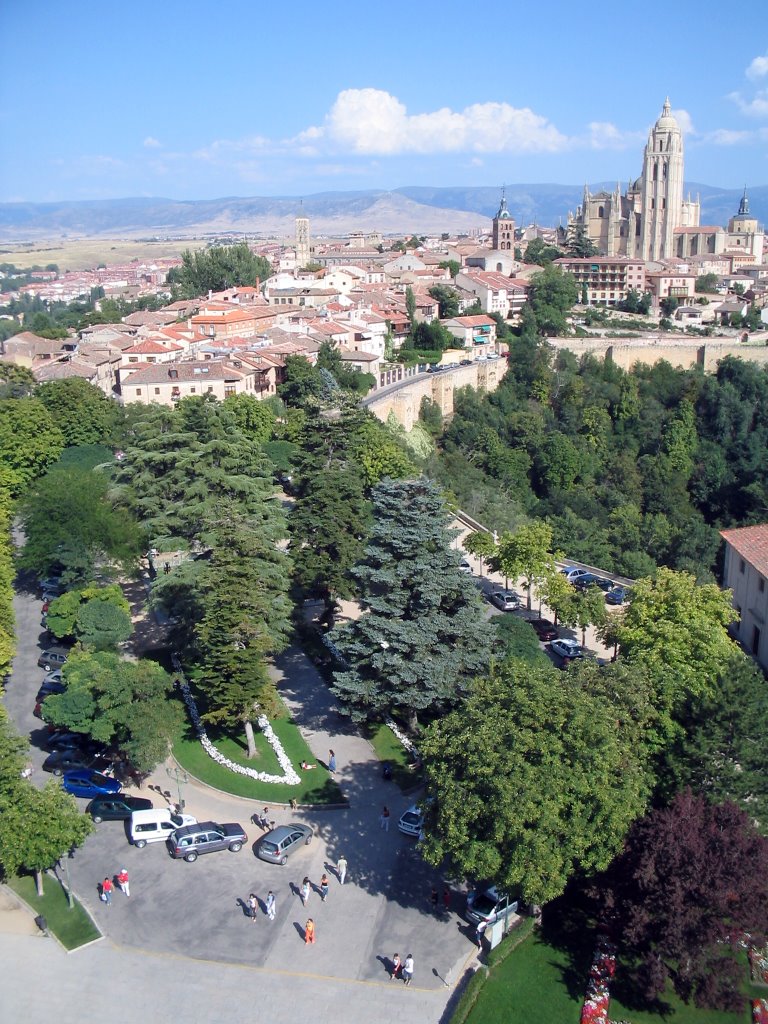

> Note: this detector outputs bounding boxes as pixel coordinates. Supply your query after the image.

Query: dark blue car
[62,769,121,799]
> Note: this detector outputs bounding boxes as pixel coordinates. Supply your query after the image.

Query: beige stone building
[119,359,269,406]
[720,523,768,673]
[567,98,700,261]
[554,257,645,306]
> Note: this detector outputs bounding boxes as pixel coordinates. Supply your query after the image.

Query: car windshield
[261,841,278,853]
[402,811,421,824]
[471,893,497,915]
[170,813,185,826]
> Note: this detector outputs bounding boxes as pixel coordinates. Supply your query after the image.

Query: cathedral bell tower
[638,98,684,261]
[492,188,515,251]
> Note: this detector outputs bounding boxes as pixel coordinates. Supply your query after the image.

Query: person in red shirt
[101,877,113,905]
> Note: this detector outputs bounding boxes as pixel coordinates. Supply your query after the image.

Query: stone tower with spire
[637,97,686,261]
[295,202,310,269]
[492,188,515,251]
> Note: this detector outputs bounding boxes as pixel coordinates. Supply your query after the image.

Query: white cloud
[746,52,768,80]
[671,108,695,134]
[586,121,644,150]
[320,88,568,155]
[143,136,162,149]
[702,128,753,145]
[728,88,768,118]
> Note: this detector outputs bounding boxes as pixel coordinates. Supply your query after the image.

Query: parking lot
[3,581,479,1022]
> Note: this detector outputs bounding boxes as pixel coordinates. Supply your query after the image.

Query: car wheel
[228,841,242,853]
[43,664,51,672]
[184,852,198,863]
[92,814,103,824]
[305,834,312,845]
[134,839,147,849]
[279,854,288,865]
[52,767,62,777]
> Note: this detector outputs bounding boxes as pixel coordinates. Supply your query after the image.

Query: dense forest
[424,338,768,581]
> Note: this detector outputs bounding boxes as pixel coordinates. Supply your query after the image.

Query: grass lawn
[460,928,755,1024]
[173,714,344,805]
[9,874,100,950]
[365,721,423,792]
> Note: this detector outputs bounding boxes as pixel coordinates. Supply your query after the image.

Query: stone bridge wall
[365,361,504,430]
[550,335,768,371]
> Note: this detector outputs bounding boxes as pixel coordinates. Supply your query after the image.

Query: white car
[549,638,583,660]
[490,589,518,612]
[458,559,473,574]
[397,804,424,838]
[560,567,590,582]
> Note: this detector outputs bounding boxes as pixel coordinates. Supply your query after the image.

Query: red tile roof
[720,524,768,576]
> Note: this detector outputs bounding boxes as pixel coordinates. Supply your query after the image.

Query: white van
[130,807,197,847]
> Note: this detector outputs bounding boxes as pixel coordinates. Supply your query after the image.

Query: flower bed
[580,933,617,1024]
[753,999,768,1024]
[177,673,300,786]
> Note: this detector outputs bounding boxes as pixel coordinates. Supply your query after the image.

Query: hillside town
[1,101,766,414]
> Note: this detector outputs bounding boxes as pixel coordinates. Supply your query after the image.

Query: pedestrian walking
[328,749,336,774]
[430,887,439,912]
[319,873,329,902]
[337,855,348,885]
[101,877,113,905]
[260,807,271,830]
[380,805,391,831]
[475,920,487,949]
[247,893,258,922]
[117,868,130,897]
[266,890,276,921]
[300,877,311,906]
[390,953,402,981]
[305,918,315,945]
[402,953,414,986]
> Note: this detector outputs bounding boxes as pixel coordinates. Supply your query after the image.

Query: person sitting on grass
[301,760,317,770]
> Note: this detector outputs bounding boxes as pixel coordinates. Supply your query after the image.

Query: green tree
[76,601,133,651]
[277,355,325,407]
[463,530,497,578]
[661,652,768,832]
[331,478,494,729]
[19,468,143,583]
[524,237,564,266]
[43,650,183,774]
[614,567,739,743]
[695,273,719,293]
[192,509,292,757]
[660,295,679,317]
[0,398,64,493]
[168,244,271,298]
[438,260,460,279]
[566,223,598,258]
[405,285,416,325]
[222,393,277,446]
[37,379,120,447]
[419,659,652,904]
[0,781,93,895]
[290,467,370,626]
[428,284,460,319]
[495,521,560,611]
[528,265,578,336]
[493,615,548,666]
[46,584,130,642]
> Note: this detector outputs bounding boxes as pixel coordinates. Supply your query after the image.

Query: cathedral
[567,98,701,260]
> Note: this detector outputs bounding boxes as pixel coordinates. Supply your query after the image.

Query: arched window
[662,162,667,179]
[653,164,658,181]
[598,206,605,218]
[496,262,503,272]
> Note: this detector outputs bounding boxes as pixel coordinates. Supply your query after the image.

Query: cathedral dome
[655,97,680,132]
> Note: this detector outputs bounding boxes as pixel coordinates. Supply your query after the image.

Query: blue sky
[1,0,767,203]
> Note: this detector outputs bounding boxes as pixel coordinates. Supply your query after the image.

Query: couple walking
[247,891,276,920]
[390,953,414,986]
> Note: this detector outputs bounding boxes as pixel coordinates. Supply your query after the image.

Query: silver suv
[167,821,247,862]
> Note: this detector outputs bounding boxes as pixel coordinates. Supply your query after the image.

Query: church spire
[738,185,749,216]
[662,96,671,116]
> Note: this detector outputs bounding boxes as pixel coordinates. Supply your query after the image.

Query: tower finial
[663,96,671,115]
[738,185,749,216]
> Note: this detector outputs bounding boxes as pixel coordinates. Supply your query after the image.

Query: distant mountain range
[0,184,765,241]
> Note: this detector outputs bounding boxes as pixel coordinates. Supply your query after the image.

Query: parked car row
[560,566,632,605]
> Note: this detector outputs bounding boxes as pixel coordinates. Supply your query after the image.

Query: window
[752,625,761,654]
[190,387,196,394]
[740,558,746,574]
[759,577,765,593]
[154,388,160,395]
[135,389,142,396]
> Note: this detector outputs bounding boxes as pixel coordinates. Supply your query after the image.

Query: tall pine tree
[330,478,493,728]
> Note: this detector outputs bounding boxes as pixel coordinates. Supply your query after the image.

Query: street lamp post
[166,766,189,811]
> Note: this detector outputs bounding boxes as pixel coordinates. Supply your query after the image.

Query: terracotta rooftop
[720,524,768,576]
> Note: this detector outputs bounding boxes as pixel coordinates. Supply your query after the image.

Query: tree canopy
[331,478,493,728]
[603,789,768,1012]
[168,244,272,299]
[419,659,653,904]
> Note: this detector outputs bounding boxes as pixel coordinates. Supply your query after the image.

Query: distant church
[567,98,701,260]
[295,204,310,268]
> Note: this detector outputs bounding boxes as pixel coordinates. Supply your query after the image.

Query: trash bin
[34,915,47,934]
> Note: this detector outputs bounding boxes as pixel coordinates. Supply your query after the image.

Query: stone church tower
[295,203,310,268]
[492,189,515,251]
[638,97,685,261]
